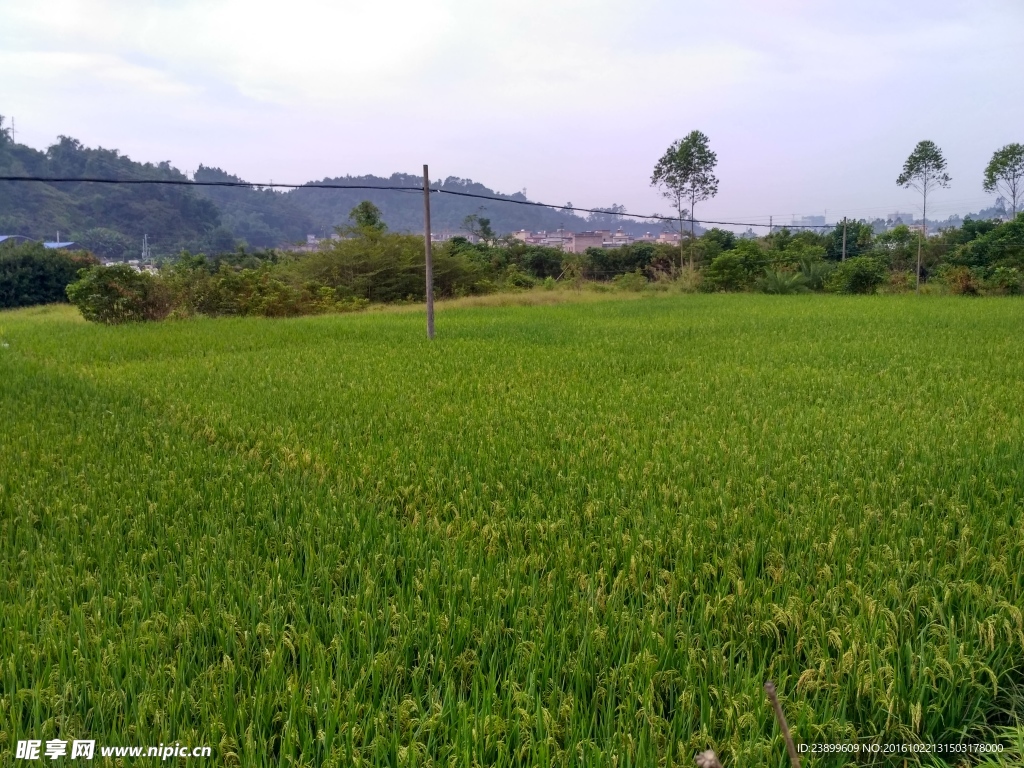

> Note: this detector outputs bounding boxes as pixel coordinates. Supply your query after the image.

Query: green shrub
[797,257,834,291]
[66,264,171,323]
[884,270,914,294]
[501,264,536,290]
[756,269,808,294]
[613,270,648,292]
[941,265,982,296]
[0,242,99,308]
[702,253,748,292]
[986,266,1022,296]
[824,256,887,294]
[542,276,556,291]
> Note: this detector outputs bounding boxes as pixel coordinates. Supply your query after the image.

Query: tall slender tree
[897,140,951,291]
[651,131,719,271]
[983,143,1024,217]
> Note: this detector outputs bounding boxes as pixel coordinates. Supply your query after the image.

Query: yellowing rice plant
[1,295,1023,767]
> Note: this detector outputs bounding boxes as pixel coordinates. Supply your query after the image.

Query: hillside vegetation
[0,120,643,258]
[0,133,235,259]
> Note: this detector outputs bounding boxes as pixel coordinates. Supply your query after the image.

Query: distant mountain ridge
[0,120,661,259]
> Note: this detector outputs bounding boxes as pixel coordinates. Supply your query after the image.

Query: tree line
[2,199,1016,321]
[650,131,1024,291]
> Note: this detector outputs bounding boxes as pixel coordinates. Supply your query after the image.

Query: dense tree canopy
[983,143,1024,216]
[651,130,719,270]
[0,133,230,258]
[0,129,670,257]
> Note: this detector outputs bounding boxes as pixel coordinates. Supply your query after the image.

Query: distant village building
[568,231,605,252]
[509,227,684,253]
[277,233,346,253]
[791,215,826,228]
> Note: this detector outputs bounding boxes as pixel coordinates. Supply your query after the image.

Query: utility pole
[769,215,773,236]
[422,164,435,340]
[916,203,926,293]
[841,218,847,261]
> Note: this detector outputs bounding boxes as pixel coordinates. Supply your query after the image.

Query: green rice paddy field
[2,295,1024,767]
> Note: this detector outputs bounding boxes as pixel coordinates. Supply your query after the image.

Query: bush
[542,276,556,291]
[0,242,99,308]
[501,264,536,290]
[884,270,913,294]
[797,257,834,291]
[824,256,887,294]
[986,266,1023,295]
[613,270,648,292]
[289,233,489,303]
[702,253,748,292]
[66,264,171,323]
[941,265,982,296]
[757,269,808,294]
[210,264,305,316]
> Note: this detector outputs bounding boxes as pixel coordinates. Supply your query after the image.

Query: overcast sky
[2,0,1022,227]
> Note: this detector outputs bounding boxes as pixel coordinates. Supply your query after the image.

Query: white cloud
[1,0,1022,221]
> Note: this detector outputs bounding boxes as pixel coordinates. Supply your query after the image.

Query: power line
[0,175,420,192]
[0,174,832,230]
[1,174,1015,232]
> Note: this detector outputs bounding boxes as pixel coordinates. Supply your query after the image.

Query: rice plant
[2,295,1023,767]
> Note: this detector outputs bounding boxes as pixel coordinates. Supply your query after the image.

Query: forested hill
[0,121,658,258]
[193,164,316,248]
[287,174,643,237]
[0,131,237,259]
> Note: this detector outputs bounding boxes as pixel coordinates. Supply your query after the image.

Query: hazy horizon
[2,0,1022,228]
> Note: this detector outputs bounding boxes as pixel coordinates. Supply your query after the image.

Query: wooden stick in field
[765,681,801,768]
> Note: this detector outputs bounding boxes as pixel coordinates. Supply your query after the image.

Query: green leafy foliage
[897,140,952,194]
[897,140,952,287]
[0,135,229,258]
[700,227,737,258]
[65,264,170,323]
[757,269,809,294]
[652,130,719,269]
[983,143,1024,216]
[0,241,98,308]
[824,256,887,294]
[872,224,916,271]
[701,240,766,292]
[347,200,387,236]
[945,213,1024,271]
[585,241,674,278]
[612,269,648,292]
[192,165,316,248]
[797,257,834,291]
[938,265,983,296]
[824,220,874,261]
[702,253,748,292]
